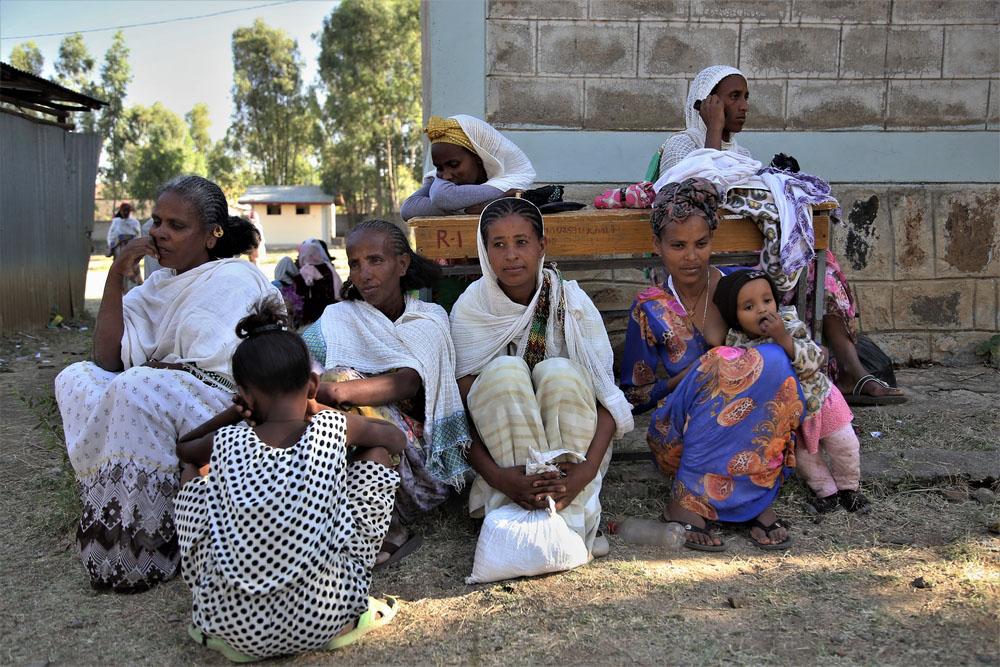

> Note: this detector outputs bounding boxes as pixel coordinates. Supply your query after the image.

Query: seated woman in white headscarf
[654,65,751,176]
[450,198,634,558]
[400,114,536,220]
[55,175,278,592]
[301,219,472,567]
[650,65,904,406]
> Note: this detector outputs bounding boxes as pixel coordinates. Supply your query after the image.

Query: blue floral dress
[621,285,805,522]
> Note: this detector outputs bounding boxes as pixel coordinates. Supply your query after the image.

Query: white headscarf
[683,65,747,151]
[449,200,633,438]
[424,114,536,192]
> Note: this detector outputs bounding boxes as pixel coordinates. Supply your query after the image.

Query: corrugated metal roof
[1,62,106,127]
[237,185,335,204]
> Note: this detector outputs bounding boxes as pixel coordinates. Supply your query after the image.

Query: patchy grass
[1,299,997,665]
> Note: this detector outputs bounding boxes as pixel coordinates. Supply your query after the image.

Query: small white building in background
[237,185,337,247]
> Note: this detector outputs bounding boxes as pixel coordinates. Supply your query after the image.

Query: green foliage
[125,103,205,201]
[230,19,317,186]
[97,31,132,198]
[186,103,212,156]
[317,0,422,216]
[208,134,253,203]
[8,41,44,75]
[53,33,98,129]
[54,33,95,90]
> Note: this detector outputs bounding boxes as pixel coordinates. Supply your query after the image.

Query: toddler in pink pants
[713,270,870,514]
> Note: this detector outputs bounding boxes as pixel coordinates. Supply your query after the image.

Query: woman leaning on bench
[653,65,904,406]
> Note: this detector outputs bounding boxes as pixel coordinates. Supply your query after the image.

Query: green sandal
[325,596,400,650]
[186,596,399,662]
[188,624,259,663]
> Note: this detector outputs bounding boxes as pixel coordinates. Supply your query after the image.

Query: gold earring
[212,226,224,238]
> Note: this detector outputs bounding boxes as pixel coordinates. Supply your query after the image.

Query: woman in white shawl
[651,65,905,405]
[301,219,472,567]
[400,114,536,221]
[107,202,144,291]
[55,175,277,592]
[655,65,751,177]
[451,198,634,558]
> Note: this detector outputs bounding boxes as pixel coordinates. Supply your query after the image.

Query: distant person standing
[141,217,162,279]
[107,202,143,291]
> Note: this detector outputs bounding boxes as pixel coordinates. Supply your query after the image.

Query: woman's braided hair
[341,219,441,300]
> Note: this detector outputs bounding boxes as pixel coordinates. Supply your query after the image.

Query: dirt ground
[1,262,998,666]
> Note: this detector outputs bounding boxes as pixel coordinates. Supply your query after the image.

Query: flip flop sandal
[845,374,907,406]
[188,624,260,663]
[661,517,726,552]
[747,517,794,551]
[324,596,399,650]
[373,532,423,570]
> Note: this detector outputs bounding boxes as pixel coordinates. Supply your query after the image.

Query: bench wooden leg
[814,250,827,346]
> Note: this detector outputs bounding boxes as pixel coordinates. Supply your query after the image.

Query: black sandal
[839,489,872,514]
[373,532,423,570]
[748,517,793,551]
[845,374,907,406]
[661,518,726,552]
[806,493,840,514]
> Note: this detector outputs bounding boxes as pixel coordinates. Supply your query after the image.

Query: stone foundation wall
[555,184,999,366]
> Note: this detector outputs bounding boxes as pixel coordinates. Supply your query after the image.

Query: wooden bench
[409,202,836,343]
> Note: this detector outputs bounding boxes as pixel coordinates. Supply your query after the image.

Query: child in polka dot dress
[174,298,406,662]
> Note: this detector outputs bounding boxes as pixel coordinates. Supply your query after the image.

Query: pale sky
[1,0,338,141]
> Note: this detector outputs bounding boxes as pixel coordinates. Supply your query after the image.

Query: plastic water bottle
[606,517,687,549]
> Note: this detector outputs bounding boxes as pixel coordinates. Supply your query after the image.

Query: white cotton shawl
[121,259,279,376]
[319,296,472,486]
[423,114,536,192]
[449,216,634,439]
[654,148,763,195]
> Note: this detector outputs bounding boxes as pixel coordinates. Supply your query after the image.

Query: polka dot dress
[175,410,400,659]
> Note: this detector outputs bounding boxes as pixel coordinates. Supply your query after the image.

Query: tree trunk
[385,128,397,212]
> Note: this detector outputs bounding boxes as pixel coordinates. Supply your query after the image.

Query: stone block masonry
[471,1,1000,365]
[483,1,999,132]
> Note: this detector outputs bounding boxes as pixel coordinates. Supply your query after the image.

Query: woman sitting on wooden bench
[451,197,634,559]
[400,114,535,220]
[651,65,904,406]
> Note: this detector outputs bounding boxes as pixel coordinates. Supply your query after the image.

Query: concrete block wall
[477,0,1000,366]
[485,0,1000,131]
[423,0,999,366]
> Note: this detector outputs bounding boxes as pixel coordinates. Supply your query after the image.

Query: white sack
[465,497,590,585]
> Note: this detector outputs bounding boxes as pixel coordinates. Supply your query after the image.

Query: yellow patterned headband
[424,116,476,155]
